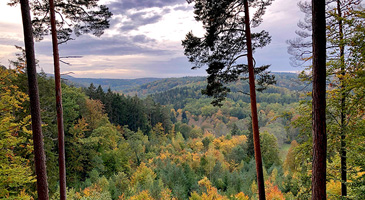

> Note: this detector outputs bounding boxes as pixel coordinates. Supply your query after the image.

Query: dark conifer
[9,0,112,44]
[182,0,275,106]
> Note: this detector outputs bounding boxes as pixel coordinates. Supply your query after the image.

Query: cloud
[252,0,305,71]
[35,34,168,57]
[0,37,23,46]
[119,11,164,31]
[0,0,306,78]
[131,35,156,43]
[108,0,186,14]
[58,55,207,79]
[174,4,193,11]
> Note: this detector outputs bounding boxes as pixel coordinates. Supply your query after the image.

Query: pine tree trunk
[243,0,266,199]
[337,0,347,196]
[20,0,49,199]
[311,0,327,199]
[49,0,67,199]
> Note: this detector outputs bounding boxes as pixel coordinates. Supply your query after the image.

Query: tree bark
[336,0,347,196]
[243,0,266,199]
[311,0,327,199]
[20,0,49,199]
[49,0,67,199]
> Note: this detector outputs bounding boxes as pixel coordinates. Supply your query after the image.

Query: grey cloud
[163,7,172,13]
[173,5,192,11]
[35,35,169,57]
[108,0,186,14]
[131,35,155,43]
[133,56,207,78]
[0,37,23,46]
[120,11,163,31]
[107,0,190,35]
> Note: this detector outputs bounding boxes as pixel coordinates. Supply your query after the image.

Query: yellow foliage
[153,122,165,136]
[213,138,222,149]
[81,184,106,198]
[158,150,171,161]
[0,67,35,197]
[84,98,108,129]
[195,177,229,200]
[203,131,215,138]
[160,188,176,200]
[130,163,156,188]
[327,179,341,199]
[204,147,224,174]
[233,192,249,200]
[221,135,247,155]
[129,190,154,200]
[189,139,204,152]
[189,191,203,200]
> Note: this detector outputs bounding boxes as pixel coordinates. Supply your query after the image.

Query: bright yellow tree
[0,67,34,198]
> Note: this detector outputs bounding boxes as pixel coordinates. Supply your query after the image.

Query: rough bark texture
[49,0,67,199]
[244,0,266,199]
[337,0,347,196]
[20,0,49,199]
[311,0,327,199]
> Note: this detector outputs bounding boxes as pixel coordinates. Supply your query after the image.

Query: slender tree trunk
[311,0,327,199]
[49,0,67,199]
[19,0,49,199]
[336,0,347,196]
[243,0,266,199]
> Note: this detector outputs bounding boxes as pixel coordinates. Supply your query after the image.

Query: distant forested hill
[123,72,309,97]
[123,76,207,96]
[62,72,308,97]
[60,75,161,92]
[65,72,309,145]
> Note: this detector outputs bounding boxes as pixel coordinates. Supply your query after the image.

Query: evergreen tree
[181,111,188,124]
[246,117,254,158]
[231,123,239,136]
[8,0,112,44]
[182,0,275,106]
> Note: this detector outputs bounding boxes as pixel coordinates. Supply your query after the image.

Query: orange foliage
[265,180,285,200]
[161,188,177,200]
[229,116,239,123]
[81,184,102,197]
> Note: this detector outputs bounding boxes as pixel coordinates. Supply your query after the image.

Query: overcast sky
[0,0,304,79]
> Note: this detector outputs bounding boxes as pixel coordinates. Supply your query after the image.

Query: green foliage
[8,0,112,43]
[85,84,172,134]
[2,66,332,199]
[260,131,281,169]
[64,77,160,93]
[0,67,35,198]
[182,0,275,106]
